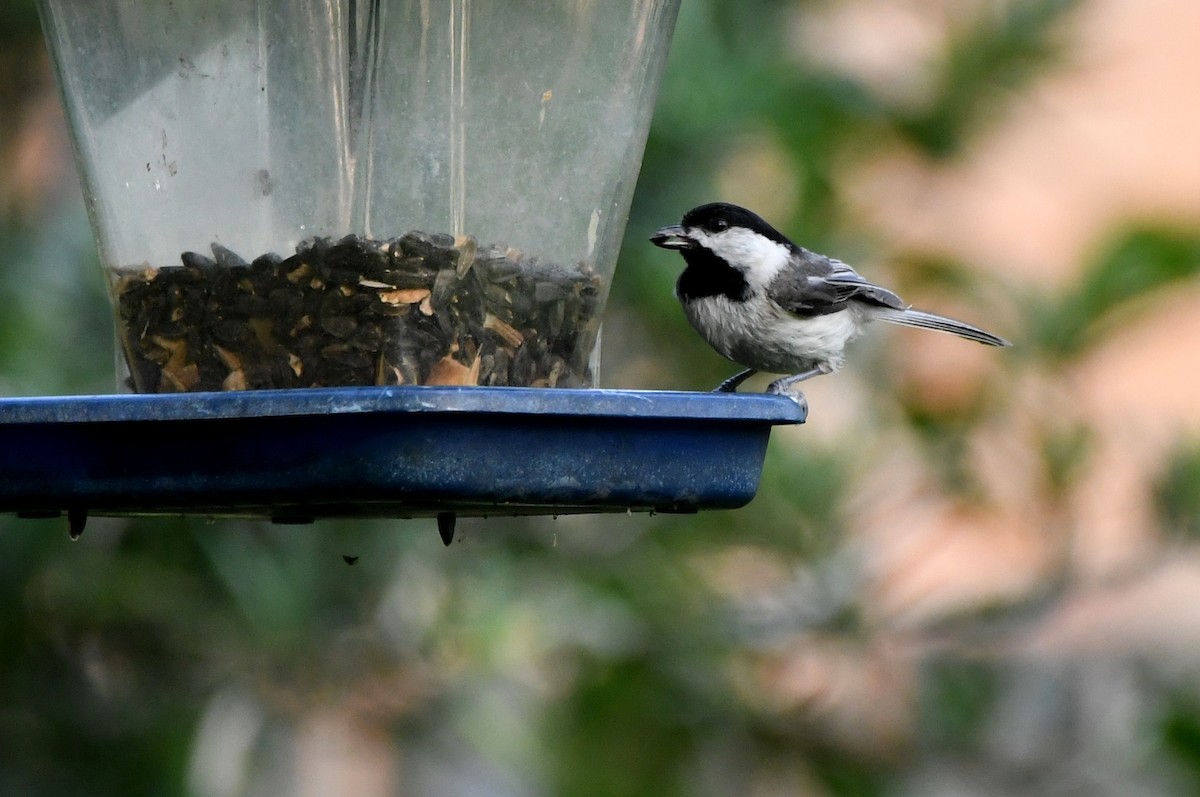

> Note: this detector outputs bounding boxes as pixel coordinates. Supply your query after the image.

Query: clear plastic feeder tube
[38,0,680,391]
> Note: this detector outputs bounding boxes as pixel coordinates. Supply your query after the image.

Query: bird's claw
[713,369,757,393]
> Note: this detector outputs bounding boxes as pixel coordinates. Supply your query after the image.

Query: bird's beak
[650,225,694,250]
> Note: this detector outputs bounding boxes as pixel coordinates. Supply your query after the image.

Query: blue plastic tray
[0,387,805,526]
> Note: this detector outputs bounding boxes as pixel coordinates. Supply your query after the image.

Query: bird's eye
[710,218,729,232]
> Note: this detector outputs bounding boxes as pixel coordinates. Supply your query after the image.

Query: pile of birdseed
[109,232,601,392]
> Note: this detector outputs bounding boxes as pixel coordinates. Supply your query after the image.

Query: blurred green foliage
[916,658,999,752]
[4,0,1200,795]
[1156,444,1200,542]
[1161,695,1200,792]
[896,0,1080,157]
[1033,226,1200,358]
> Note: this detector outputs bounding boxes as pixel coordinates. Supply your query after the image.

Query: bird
[650,202,1010,395]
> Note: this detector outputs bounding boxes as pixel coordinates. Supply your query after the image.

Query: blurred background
[4,0,1200,794]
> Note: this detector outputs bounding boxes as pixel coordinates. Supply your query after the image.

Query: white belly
[682,295,862,374]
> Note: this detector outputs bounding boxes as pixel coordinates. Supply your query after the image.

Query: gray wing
[767,251,906,316]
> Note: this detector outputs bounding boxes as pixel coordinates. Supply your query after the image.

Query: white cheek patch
[688,227,792,290]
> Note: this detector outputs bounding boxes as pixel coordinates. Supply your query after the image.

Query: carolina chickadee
[651,202,1010,395]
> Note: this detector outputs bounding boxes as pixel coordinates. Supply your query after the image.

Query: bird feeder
[39,0,687,392]
[6,0,806,534]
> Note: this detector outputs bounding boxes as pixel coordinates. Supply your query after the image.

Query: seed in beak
[650,225,693,250]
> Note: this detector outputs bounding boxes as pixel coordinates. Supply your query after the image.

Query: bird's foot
[766,379,808,411]
[766,368,823,407]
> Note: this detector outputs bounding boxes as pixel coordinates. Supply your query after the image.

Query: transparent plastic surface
[38,0,679,391]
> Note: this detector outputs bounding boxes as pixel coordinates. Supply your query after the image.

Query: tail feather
[871,307,1010,347]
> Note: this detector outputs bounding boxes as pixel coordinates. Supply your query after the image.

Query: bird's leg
[714,369,757,393]
[766,368,824,396]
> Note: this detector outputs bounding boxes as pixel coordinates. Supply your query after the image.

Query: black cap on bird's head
[651,202,795,251]
[651,202,801,303]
